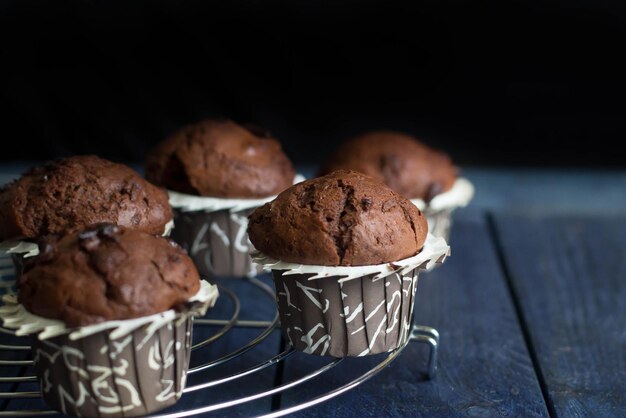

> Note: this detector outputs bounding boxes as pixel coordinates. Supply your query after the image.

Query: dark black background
[1,0,624,166]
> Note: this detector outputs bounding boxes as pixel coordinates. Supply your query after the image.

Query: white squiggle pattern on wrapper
[299,323,331,356]
[210,223,230,246]
[32,322,187,416]
[277,271,419,357]
[178,209,259,277]
[230,212,251,253]
[295,281,330,313]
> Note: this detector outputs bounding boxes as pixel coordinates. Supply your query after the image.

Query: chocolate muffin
[145,119,295,198]
[320,131,457,201]
[0,155,172,241]
[248,170,428,266]
[19,223,200,327]
[1,223,217,417]
[145,119,298,278]
[247,170,449,357]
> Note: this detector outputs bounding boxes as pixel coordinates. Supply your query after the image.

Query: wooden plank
[277,210,548,417]
[493,213,626,417]
[461,169,626,214]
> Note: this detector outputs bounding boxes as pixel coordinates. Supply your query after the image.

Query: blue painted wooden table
[1,167,625,417]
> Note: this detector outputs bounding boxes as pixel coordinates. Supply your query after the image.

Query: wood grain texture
[278,211,548,417]
[493,214,626,418]
[463,170,626,214]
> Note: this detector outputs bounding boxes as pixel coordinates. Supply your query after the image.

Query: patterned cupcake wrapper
[0,281,218,417]
[273,268,420,357]
[33,316,193,418]
[171,208,261,279]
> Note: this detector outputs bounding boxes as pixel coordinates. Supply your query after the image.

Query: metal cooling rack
[0,253,439,417]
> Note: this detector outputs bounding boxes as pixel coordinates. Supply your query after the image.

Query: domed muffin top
[145,119,296,198]
[18,224,201,327]
[0,155,172,240]
[248,170,428,266]
[320,131,457,201]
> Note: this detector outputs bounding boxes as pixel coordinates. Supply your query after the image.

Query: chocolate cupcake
[320,132,474,241]
[248,171,449,357]
[0,224,218,418]
[146,119,299,278]
[0,155,174,278]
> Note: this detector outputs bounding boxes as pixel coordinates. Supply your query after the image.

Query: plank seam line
[485,212,557,418]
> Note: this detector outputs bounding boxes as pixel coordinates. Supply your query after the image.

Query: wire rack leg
[409,324,440,380]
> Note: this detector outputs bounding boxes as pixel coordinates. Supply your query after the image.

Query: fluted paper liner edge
[411,177,474,212]
[252,233,449,280]
[168,174,305,213]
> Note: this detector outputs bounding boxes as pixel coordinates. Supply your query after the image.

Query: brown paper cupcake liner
[32,317,192,417]
[273,268,420,357]
[171,208,262,278]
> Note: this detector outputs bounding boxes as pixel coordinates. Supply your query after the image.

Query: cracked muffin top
[319,131,457,201]
[0,155,173,240]
[18,224,200,327]
[247,170,428,266]
[145,119,296,198]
